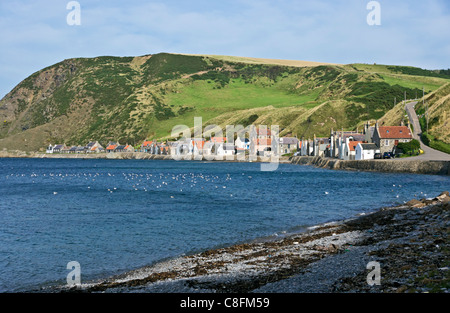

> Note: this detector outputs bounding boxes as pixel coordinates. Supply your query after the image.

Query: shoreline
[0,150,292,164]
[1,150,449,176]
[56,191,449,294]
[291,156,450,176]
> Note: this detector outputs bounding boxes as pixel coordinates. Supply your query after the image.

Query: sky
[0,0,449,98]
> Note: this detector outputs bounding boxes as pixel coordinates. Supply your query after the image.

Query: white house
[355,143,380,160]
[46,144,55,154]
[235,137,250,150]
[217,143,235,157]
[340,138,364,160]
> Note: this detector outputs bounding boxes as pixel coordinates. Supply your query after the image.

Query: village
[45,121,414,161]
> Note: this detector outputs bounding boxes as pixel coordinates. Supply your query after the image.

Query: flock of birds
[4,171,251,199]
[4,171,431,201]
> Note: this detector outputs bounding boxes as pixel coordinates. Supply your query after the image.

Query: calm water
[0,158,448,292]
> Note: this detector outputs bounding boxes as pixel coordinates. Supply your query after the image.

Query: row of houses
[46,141,134,154]
[45,128,300,158]
[296,121,413,160]
[45,121,412,161]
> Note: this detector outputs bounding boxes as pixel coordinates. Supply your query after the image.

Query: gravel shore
[64,191,449,294]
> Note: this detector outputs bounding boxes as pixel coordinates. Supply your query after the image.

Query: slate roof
[360,143,378,150]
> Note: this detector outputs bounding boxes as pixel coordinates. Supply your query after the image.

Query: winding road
[404,101,450,161]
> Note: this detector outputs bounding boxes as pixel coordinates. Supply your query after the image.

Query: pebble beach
[64,191,449,294]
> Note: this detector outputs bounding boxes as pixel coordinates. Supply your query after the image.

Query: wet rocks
[67,192,449,294]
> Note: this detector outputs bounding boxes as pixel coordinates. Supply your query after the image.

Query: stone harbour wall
[290,156,450,176]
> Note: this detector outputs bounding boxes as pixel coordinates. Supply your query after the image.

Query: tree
[397,139,420,155]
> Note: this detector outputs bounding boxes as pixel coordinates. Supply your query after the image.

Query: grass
[167,78,316,110]
[421,132,450,154]
[379,74,446,93]
[145,77,319,139]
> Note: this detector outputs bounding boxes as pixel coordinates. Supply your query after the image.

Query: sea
[0,157,448,292]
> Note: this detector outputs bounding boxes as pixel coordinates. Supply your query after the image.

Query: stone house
[372,124,413,154]
[279,137,298,155]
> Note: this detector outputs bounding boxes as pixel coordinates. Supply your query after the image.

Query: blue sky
[1,0,449,98]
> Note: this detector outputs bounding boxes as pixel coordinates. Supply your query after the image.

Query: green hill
[0,53,448,152]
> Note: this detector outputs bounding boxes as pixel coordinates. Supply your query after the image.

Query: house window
[385,140,389,146]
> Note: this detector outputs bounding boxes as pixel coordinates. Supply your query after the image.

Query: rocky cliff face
[0,60,79,135]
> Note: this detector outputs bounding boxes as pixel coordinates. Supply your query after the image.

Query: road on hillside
[404,101,450,161]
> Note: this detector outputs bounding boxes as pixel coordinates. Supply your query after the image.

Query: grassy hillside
[0,53,448,152]
[414,83,450,150]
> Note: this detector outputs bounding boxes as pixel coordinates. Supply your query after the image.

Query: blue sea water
[0,158,448,292]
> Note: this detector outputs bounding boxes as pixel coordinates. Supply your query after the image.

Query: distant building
[279,137,298,155]
[46,145,55,154]
[217,143,235,157]
[372,124,413,154]
[86,141,104,153]
[355,143,379,160]
[235,137,250,150]
[106,143,118,153]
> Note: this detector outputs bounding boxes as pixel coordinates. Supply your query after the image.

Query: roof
[256,128,272,136]
[378,126,412,139]
[210,137,226,143]
[254,138,272,145]
[193,141,205,149]
[142,140,153,147]
[106,144,117,150]
[348,141,363,151]
[359,143,378,150]
[345,134,365,141]
[222,143,235,150]
[280,137,298,145]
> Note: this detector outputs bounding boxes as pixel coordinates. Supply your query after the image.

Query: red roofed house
[141,140,153,152]
[106,143,118,153]
[210,137,227,144]
[343,140,364,160]
[373,124,413,154]
[251,138,273,157]
[193,140,205,155]
[123,144,134,152]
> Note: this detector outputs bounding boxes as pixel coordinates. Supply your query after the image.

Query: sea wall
[0,150,290,163]
[0,150,173,160]
[1,150,448,175]
[290,156,450,176]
